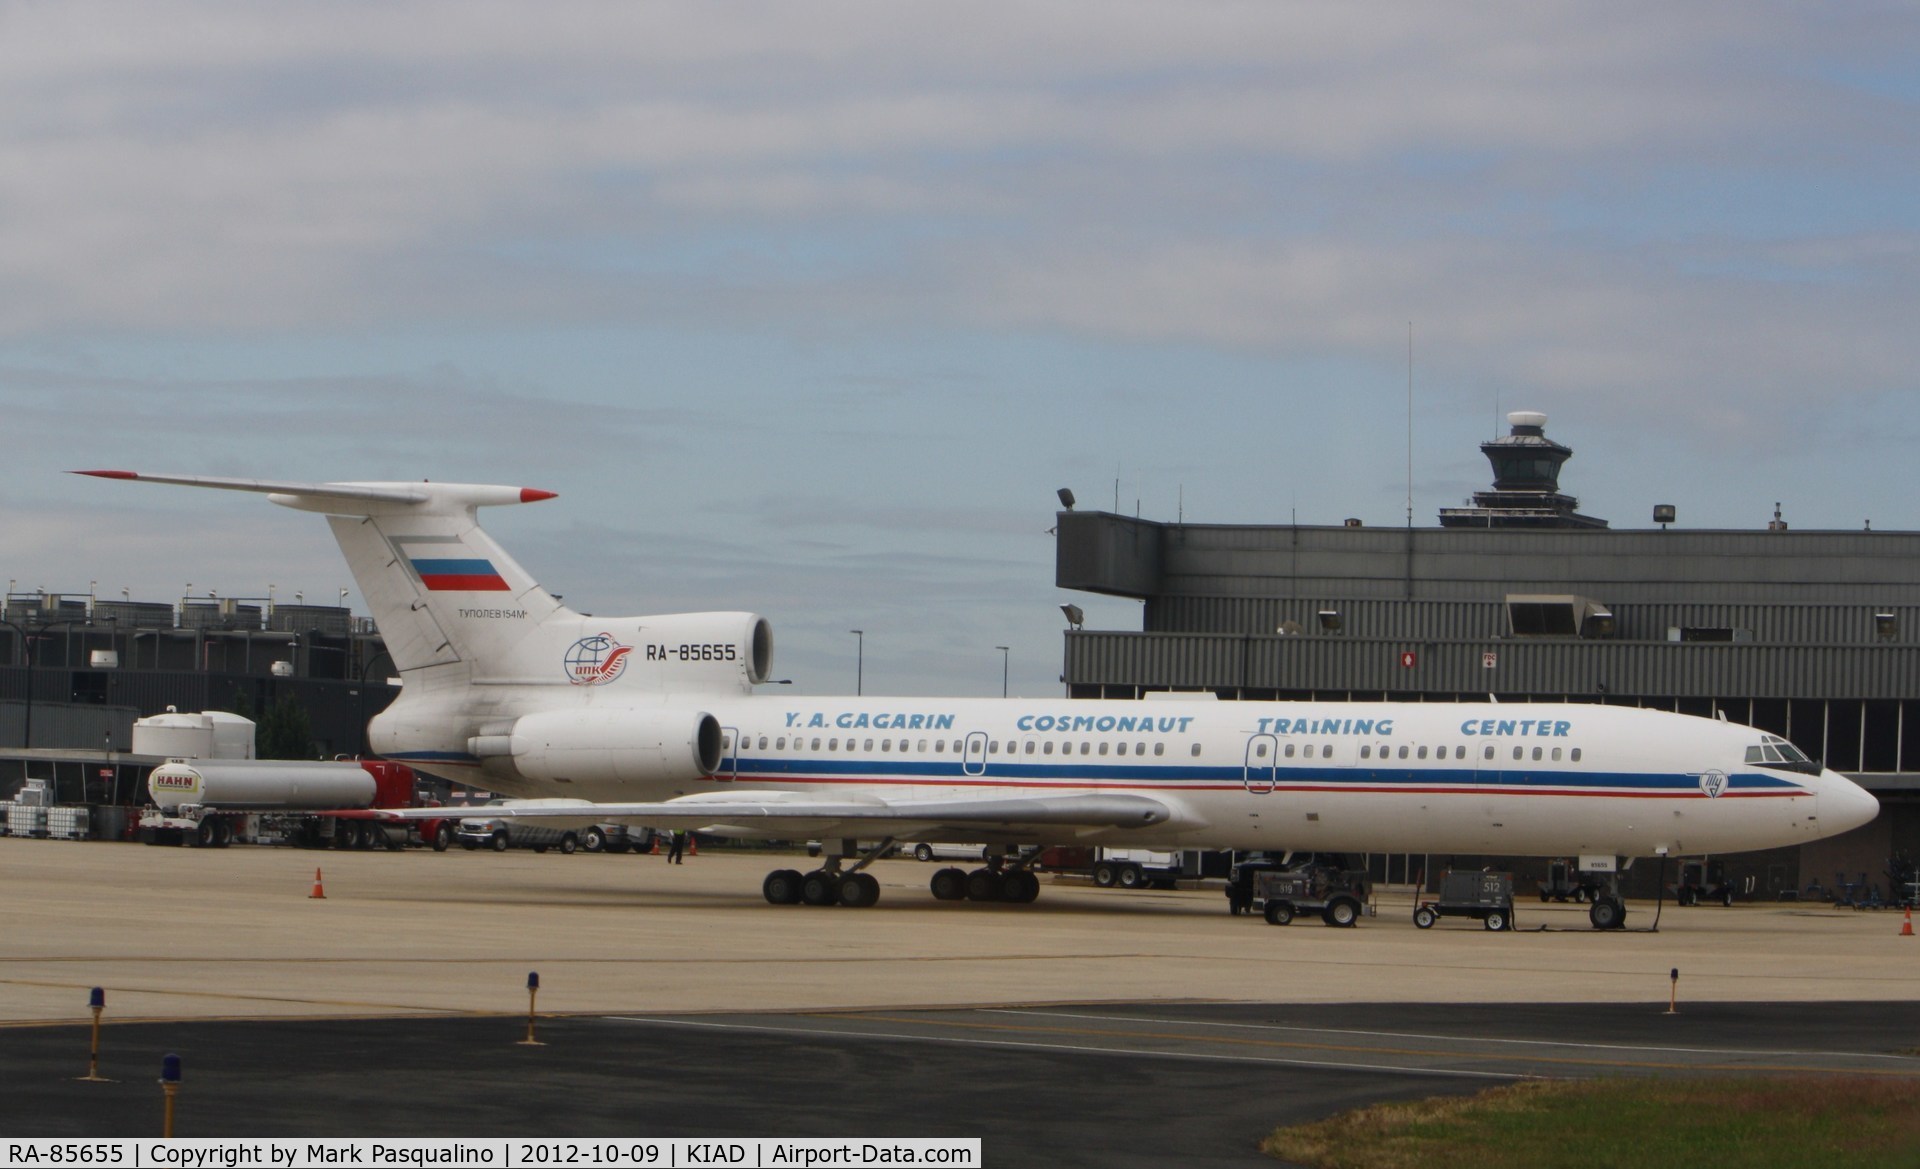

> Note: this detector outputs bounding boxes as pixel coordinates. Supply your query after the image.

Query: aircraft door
[1244,734,1278,794]
[1474,741,1500,786]
[962,731,988,776]
[716,726,740,782]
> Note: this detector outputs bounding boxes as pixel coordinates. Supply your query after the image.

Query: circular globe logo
[564,634,632,686]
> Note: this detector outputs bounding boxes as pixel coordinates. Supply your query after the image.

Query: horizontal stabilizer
[72,471,555,516]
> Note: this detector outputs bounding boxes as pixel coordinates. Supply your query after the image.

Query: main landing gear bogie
[929,865,1040,904]
[762,864,885,909]
[761,867,883,908]
[762,841,1045,908]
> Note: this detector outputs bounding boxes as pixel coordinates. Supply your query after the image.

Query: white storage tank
[131,710,257,760]
[206,712,256,759]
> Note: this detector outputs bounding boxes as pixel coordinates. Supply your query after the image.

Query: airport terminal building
[1056,414,1920,898]
[0,592,394,816]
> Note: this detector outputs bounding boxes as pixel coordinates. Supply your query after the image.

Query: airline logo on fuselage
[1254,715,1393,736]
[1024,712,1199,734]
[565,634,632,685]
[1459,718,1573,738]
[787,711,958,730]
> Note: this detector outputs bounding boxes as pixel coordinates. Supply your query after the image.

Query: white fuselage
[379,692,1867,859]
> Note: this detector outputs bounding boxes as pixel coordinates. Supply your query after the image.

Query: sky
[2,2,1917,699]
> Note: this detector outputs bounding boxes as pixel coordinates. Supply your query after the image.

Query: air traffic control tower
[1055,412,1919,896]
[1437,410,1608,530]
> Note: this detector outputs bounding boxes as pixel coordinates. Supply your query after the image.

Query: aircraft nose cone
[1821,770,1880,835]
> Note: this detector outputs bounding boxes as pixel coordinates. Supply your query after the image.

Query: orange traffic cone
[648,834,661,855]
[1902,907,1913,937]
[687,835,698,857]
[309,868,327,899]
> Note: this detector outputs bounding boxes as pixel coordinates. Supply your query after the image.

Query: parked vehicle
[1673,858,1741,906]
[1415,870,1517,931]
[456,808,582,854]
[1085,848,1233,890]
[1251,861,1374,927]
[136,757,453,851]
[583,823,656,854]
[1226,852,1354,914]
[902,841,991,863]
[1536,858,1605,903]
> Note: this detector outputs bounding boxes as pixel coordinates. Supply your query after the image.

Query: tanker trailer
[138,758,452,849]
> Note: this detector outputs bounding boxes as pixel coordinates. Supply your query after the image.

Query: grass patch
[1264,1076,1920,1169]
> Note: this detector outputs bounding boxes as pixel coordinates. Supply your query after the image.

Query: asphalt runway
[4,1003,1918,1166]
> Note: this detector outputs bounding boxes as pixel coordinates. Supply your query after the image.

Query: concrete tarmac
[5,837,1920,1164]
[5,838,1917,1023]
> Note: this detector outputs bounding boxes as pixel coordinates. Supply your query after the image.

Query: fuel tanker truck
[138,757,454,850]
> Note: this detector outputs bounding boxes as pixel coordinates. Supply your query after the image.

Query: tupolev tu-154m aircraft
[79,471,1879,928]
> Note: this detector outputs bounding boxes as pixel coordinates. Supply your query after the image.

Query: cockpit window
[1753,735,1818,774]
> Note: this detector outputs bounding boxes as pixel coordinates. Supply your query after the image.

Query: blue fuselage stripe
[728,757,1802,794]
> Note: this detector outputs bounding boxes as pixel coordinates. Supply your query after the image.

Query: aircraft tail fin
[74,472,569,677]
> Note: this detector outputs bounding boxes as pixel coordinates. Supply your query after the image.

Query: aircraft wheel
[1002,871,1041,904]
[930,867,968,901]
[838,872,881,908]
[1092,863,1118,888]
[763,869,803,905]
[490,832,510,852]
[801,870,841,906]
[1116,865,1146,890]
[1589,897,1624,930]
[1484,908,1509,932]
[432,823,452,852]
[965,868,1004,902]
[1323,897,1360,928]
[1413,906,1437,929]
[1264,900,1295,926]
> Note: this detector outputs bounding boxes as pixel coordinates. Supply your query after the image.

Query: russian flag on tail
[411,557,511,591]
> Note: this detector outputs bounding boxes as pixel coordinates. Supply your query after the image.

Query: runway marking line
[601,1014,1524,1082]
[836,1012,1920,1078]
[0,976,484,1019]
[996,1008,1920,1064]
[601,1010,1920,1081]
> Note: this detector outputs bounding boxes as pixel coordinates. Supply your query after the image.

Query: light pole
[995,646,1010,698]
[850,630,863,696]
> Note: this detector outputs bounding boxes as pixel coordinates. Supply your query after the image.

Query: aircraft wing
[380,791,1174,842]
